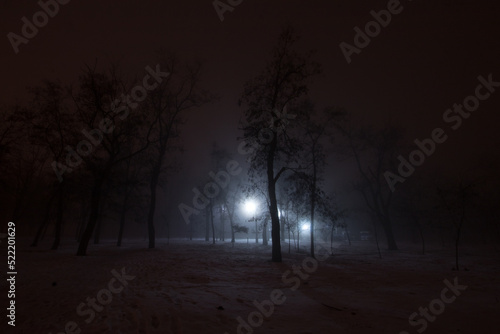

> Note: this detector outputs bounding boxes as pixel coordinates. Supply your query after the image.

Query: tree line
[1,27,498,269]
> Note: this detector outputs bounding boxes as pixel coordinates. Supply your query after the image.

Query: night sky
[1,0,500,223]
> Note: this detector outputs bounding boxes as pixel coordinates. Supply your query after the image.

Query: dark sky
[1,0,500,216]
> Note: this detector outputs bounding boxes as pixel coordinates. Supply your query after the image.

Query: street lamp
[243,200,257,216]
[243,199,258,243]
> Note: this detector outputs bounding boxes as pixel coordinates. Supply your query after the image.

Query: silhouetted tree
[297,102,344,257]
[338,117,402,250]
[239,26,320,262]
[17,81,73,249]
[143,53,212,249]
[317,193,346,254]
[436,177,477,270]
[73,64,152,256]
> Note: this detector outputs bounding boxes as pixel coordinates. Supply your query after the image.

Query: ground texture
[2,238,500,333]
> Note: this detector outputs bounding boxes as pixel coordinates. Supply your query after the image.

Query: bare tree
[338,118,402,250]
[317,193,347,254]
[298,102,344,257]
[394,176,434,255]
[73,64,152,256]
[284,175,309,251]
[143,53,212,249]
[16,81,73,249]
[436,177,477,270]
[239,26,320,262]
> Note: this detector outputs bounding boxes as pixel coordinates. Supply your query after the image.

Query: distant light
[301,223,310,231]
[244,199,257,215]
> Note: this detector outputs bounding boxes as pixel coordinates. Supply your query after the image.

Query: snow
[4,238,500,333]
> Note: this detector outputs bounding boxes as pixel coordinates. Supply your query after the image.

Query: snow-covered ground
[3,238,499,333]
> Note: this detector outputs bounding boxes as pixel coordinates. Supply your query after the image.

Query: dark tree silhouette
[338,118,402,251]
[19,82,72,249]
[143,53,212,249]
[298,102,344,258]
[239,26,320,262]
[436,177,477,271]
[74,64,152,256]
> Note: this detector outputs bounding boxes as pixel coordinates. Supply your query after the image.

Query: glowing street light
[301,223,311,231]
[244,199,257,216]
[243,199,259,244]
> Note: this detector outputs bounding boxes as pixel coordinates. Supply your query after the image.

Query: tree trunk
[210,203,216,244]
[224,200,236,244]
[455,214,465,271]
[11,181,31,223]
[146,166,160,249]
[297,226,300,251]
[255,219,259,244]
[379,214,398,250]
[344,225,351,246]
[77,174,106,256]
[31,212,50,247]
[263,220,268,246]
[371,215,382,259]
[308,148,319,258]
[205,206,210,241]
[189,219,193,241]
[50,185,64,250]
[415,218,425,255]
[267,132,282,262]
[93,213,103,245]
[280,210,285,241]
[330,226,334,254]
[76,203,88,243]
[296,211,300,251]
[220,205,225,241]
[166,219,170,246]
[116,192,130,247]
[310,205,315,257]
[288,226,291,254]
[31,189,57,247]
[117,212,126,247]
